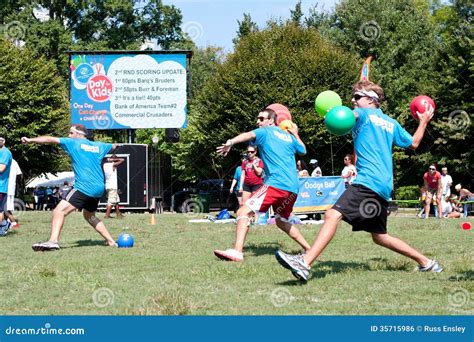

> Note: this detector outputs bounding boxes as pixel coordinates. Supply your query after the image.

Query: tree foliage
[169,23,359,182]
[0,39,69,180]
[305,0,473,187]
[1,0,186,77]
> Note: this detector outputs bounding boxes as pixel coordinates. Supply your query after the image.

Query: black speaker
[165,128,180,143]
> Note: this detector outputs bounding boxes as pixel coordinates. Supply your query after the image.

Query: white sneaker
[32,241,60,252]
[213,248,244,262]
[275,250,310,281]
[417,259,443,273]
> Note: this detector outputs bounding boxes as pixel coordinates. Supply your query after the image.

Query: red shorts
[245,185,297,220]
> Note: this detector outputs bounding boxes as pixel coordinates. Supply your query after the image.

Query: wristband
[226,139,234,147]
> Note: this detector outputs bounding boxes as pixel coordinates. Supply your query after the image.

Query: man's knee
[372,233,388,246]
[324,208,342,221]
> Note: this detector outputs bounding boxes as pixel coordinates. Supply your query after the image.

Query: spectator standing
[309,159,322,177]
[297,159,309,177]
[103,154,125,219]
[440,167,453,197]
[229,158,244,207]
[5,159,22,227]
[239,146,264,207]
[341,154,357,188]
[0,136,12,236]
[59,181,72,200]
[423,165,443,219]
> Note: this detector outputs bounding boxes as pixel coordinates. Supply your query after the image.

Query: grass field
[0,211,472,315]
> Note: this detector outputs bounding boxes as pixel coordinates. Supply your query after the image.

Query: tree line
[0,0,472,192]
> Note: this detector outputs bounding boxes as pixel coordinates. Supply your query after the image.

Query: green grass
[0,212,472,315]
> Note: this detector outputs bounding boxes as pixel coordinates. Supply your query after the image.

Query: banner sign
[293,176,346,213]
[69,53,188,130]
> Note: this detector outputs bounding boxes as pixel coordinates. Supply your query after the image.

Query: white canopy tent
[26,172,75,188]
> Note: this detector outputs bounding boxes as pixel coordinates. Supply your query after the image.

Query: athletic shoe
[11,222,19,229]
[32,241,60,252]
[213,248,243,262]
[417,259,443,273]
[275,250,310,281]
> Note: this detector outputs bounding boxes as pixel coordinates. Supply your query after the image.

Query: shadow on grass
[276,258,412,285]
[62,239,108,248]
[245,242,282,257]
[448,271,474,282]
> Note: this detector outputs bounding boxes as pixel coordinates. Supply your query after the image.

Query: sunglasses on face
[429,168,436,171]
[247,151,256,154]
[352,93,367,101]
[257,116,267,122]
[344,158,350,161]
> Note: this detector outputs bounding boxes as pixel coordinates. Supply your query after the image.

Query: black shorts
[65,188,101,212]
[243,184,262,193]
[332,184,389,234]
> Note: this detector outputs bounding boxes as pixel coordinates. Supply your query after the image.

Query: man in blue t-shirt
[276,81,442,281]
[22,124,118,251]
[0,136,13,236]
[213,106,311,262]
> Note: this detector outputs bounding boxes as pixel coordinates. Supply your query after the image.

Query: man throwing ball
[22,124,117,251]
[214,106,311,262]
[275,81,443,281]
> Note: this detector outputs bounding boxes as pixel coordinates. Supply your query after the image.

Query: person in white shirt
[440,167,453,197]
[309,159,322,177]
[103,155,125,218]
[5,159,22,227]
[341,154,357,188]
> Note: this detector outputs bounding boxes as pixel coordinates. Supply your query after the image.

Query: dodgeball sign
[87,74,113,102]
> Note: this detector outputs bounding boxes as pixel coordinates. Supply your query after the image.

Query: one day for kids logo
[86,74,113,102]
[71,55,113,103]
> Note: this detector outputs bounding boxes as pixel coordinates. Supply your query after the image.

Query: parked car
[172,179,239,213]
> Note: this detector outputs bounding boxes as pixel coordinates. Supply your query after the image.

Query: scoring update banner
[69,53,188,130]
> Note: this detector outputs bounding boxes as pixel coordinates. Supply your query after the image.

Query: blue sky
[162,0,339,52]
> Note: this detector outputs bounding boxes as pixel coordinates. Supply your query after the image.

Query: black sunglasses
[257,116,267,122]
[352,94,367,101]
[429,168,436,171]
[247,151,256,154]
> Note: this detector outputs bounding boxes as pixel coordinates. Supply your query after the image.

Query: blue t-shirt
[352,108,413,200]
[0,147,12,194]
[253,126,306,193]
[59,138,113,198]
[233,166,242,190]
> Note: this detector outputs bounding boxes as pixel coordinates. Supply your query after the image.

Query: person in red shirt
[239,145,264,206]
[423,164,443,219]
